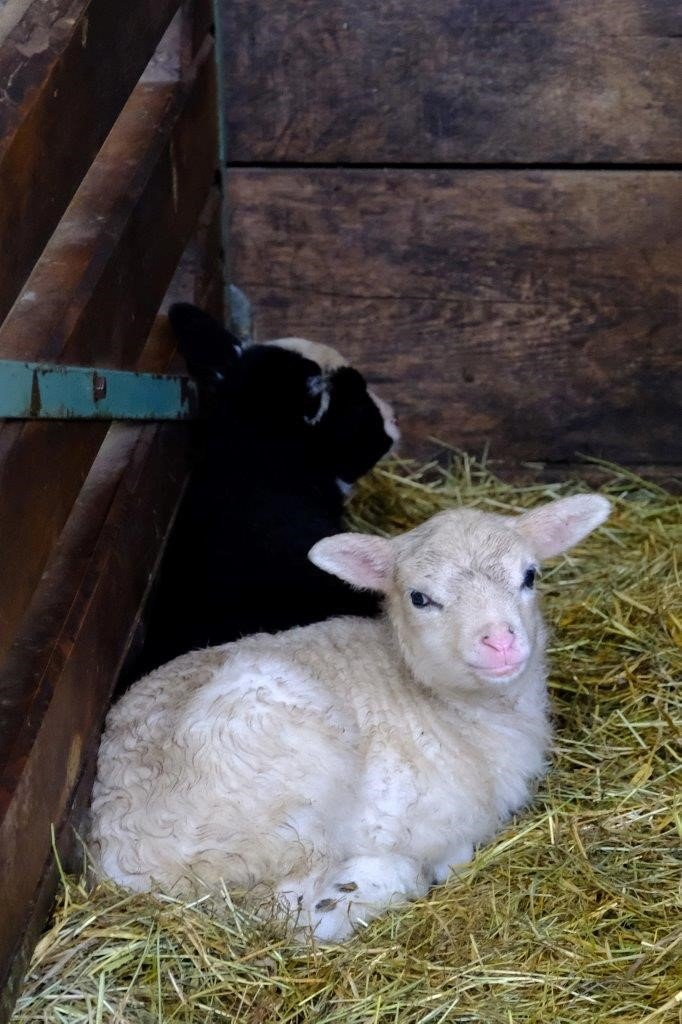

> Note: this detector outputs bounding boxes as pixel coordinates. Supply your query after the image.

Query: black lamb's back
[138,310,393,674]
[142,434,379,669]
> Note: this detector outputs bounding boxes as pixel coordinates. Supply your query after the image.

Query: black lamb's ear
[168,303,241,384]
[303,373,330,425]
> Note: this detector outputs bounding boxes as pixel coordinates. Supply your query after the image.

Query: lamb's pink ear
[309,533,395,591]
[513,494,611,559]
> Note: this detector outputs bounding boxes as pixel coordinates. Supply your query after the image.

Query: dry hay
[12,453,681,1024]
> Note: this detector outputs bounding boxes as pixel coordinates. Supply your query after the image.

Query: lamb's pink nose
[473,625,527,676]
[480,627,517,660]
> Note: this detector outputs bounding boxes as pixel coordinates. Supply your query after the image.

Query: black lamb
[140,303,399,672]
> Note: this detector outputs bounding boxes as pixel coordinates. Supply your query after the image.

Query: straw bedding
[12,453,681,1024]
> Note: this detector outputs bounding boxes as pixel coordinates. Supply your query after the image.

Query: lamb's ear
[303,373,330,425]
[513,494,611,559]
[309,533,395,592]
[168,303,241,383]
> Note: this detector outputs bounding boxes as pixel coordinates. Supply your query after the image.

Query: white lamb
[90,493,610,940]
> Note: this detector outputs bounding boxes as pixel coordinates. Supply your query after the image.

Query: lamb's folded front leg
[279,854,430,942]
[431,842,474,885]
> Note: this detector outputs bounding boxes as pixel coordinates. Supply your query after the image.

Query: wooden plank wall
[221,0,682,471]
[0,1,221,1014]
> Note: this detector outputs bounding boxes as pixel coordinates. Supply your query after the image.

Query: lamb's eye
[522,567,536,590]
[410,590,432,608]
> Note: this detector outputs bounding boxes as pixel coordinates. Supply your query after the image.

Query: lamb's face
[387,511,544,691]
[310,494,611,697]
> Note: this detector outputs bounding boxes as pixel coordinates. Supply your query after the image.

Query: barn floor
[10,452,681,1024]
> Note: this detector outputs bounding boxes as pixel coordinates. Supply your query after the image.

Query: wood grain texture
[228,168,682,464]
[0,723,102,1021]
[221,0,682,164]
[0,422,190,1020]
[0,40,216,664]
[0,0,219,1008]
[0,47,216,367]
[188,0,214,60]
[0,0,181,323]
[0,193,223,1017]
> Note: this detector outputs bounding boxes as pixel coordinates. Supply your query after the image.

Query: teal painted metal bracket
[0,360,198,421]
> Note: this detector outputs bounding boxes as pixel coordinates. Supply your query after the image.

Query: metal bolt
[93,373,107,401]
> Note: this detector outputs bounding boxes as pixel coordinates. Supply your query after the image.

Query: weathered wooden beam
[222,0,682,164]
[0,0,220,1008]
[0,180,224,1012]
[0,0,182,323]
[188,0,215,60]
[1,44,216,367]
[191,186,225,316]
[0,422,107,662]
[228,168,682,464]
[0,420,190,1019]
[0,37,216,663]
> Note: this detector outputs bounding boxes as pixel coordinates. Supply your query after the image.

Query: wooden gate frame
[0,1,222,1015]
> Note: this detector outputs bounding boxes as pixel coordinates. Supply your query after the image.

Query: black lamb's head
[260,337,399,483]
[168,304,399,480]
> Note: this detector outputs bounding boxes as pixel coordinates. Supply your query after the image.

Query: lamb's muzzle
[90,493,610,941]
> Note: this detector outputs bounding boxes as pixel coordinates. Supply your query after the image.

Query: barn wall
[220,0,681,468]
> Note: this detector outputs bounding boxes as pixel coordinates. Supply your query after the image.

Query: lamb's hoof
[315,897,338,911]
[336,881,358,893]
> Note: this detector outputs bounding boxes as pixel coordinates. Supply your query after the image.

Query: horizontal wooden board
[221,0,682,164]
[228,168,682,464]
[0,39,216,664]
[0,0,181,323]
